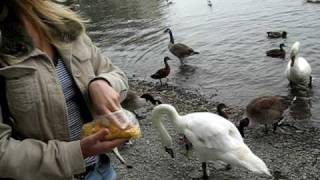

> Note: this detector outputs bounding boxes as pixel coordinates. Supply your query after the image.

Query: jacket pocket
[0,66,38,113]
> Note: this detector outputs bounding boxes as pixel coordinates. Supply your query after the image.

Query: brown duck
[164,28,199,65]
[151,57,171,85]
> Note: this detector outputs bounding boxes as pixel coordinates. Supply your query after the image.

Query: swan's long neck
[151,104,183,147]
[290,42,300,67]
[290,56,295,67]
[168,30,175,44]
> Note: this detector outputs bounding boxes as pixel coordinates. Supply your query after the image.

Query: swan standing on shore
[285,41,312,88]
[151,104,271,179]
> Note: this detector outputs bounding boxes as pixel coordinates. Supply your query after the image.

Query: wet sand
[110,79,320,180]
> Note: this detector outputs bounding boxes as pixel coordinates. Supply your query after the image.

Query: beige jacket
[0,20,128,179]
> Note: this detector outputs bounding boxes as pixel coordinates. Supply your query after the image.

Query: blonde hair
[14,0,87,44]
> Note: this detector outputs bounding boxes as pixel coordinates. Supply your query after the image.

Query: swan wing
[286,57,311,83]
[183,113,243,150]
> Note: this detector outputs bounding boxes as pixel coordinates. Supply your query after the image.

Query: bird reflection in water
[288,85,312,121]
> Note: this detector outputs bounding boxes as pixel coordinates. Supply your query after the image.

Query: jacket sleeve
[0,109,85,179]
[85,34,129,101]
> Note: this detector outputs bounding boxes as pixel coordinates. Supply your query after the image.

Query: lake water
[79,0,320,127]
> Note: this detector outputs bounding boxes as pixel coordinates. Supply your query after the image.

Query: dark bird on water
[238,96,296,137]
[151,56,171,86]
[267,31,287,39]
[266,43,286,59]
[164,28,199,65]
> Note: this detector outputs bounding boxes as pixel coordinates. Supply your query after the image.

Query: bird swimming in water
[164,28,199,65]
[238,96,296,137]
[285,41,312,88]
[266,43,286,59]
[151,104,271,179]
[151,57,171,86]
[267,31,287,39]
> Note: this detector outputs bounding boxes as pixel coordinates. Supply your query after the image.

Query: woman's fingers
[91,128,109,142]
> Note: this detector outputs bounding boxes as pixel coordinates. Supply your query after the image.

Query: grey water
[80,0,320,127]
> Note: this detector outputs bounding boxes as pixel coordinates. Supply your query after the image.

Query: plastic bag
[81,109,141,140]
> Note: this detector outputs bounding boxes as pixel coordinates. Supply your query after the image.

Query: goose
[208,0,212,7]
[164,28,199,65]
[285,41,312,88]
[238,96,296,137]
[151,56,171,86]
[151,104,271,179]
[266,43,286,59]
[121,90,161,117]
[267,31,287,39]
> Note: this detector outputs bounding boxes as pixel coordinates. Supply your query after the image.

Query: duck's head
[217,103,227,111]
[140,94,162,105]
[164,56,171,61]
[217,103,229,119]
[238,117,250,137]
[280,43,286,49]
[164,28,172,33]
[282,31,287,38]
[290,41,300,60]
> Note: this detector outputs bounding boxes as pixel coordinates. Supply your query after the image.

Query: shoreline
[110,79,320,180]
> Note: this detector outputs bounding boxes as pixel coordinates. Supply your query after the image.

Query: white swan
[151,104,271,179]
[285,41,312,87]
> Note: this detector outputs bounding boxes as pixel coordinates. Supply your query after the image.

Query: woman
[0,0,129,179]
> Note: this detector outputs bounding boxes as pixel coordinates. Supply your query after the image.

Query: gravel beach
[109,80,320,180]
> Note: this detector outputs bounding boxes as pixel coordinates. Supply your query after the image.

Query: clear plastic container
[81,109,141,140]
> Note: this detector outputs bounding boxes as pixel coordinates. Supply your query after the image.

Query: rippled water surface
[80,0,320,126]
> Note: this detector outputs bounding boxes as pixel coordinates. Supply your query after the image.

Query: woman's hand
[88,79,121,115]
[80,129,128,158]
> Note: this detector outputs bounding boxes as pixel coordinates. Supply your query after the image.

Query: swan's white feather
[183,113,243,149]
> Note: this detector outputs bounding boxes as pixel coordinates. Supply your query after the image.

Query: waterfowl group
[267,31,287,39]
[150,56,171,86]
[151,104,271,179]
[285,41,312,88]
[238,96,296,137]
[164,28,199,65]
[266,43,286,59]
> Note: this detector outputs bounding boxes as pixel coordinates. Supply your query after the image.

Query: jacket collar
[0,11,83,65]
